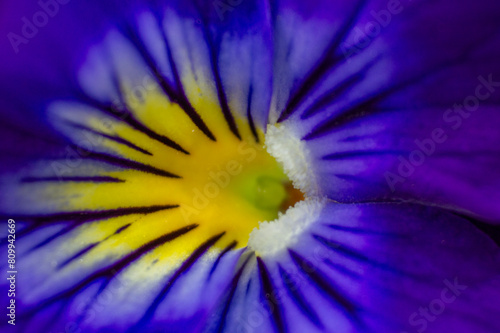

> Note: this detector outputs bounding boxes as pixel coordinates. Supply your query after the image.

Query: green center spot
[230,164,301,220]
[255,176,288,210]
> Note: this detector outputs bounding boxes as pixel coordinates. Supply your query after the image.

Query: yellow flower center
[38,75,304,267]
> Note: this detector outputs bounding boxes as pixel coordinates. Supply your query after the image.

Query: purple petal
[255,201,500,333]
[273,0,500,223]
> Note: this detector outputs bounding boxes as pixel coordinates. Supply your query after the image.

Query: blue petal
[272,0,500,222]
[255,201,500,333]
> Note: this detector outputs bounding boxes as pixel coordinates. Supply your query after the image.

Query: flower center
[176,131,303,249]
[44,71,307,258]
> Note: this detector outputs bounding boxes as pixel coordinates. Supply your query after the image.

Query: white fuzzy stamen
[264,124,318,196]
[247,124,325,257]
[248,198,326,257]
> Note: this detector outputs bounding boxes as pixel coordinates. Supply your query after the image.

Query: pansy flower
[1,0,500,332]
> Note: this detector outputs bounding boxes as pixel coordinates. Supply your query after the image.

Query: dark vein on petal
[159,22,217,142]
[57,223,132,269]
[330,174,406,196]
[278,0,369,122]
[324,224,403,237]
[118,106,190,155]
[246,277,253,295]
[207,39,242,140]
[84,150,180,178]
[209,240,238,277]
[0,120,63,149]
[72,280,112,329]
[58,243,98,269]
[312,234,404,274]
[13,208,164,250]
[303,95,387,140]
[301,56,380,120]
[301,72,364,120]
[323,259,362,279]
[333,174,389,190]
[9,205,173,249]
[82,95,189,155]
[0,148,62,159]
[132,232,226,331]
[303,35,495,141]
[38,302,68,333]
[19,224,199,318]
[194,7,241,140]
[123,23,217,142]
[12,204,179,224]
[246,85,260,143]
[107,50,191,154]
[278,264,323,329]
[27,223,80,252]
[257,257,286,333]
[323,149,407,160]
[66,121,153,156]
[21,176,125,183]
[114,223,132,234]
[453,213,500,247]
[5,208,153,250]
[289,249,358,316]
[214,255,253,333]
